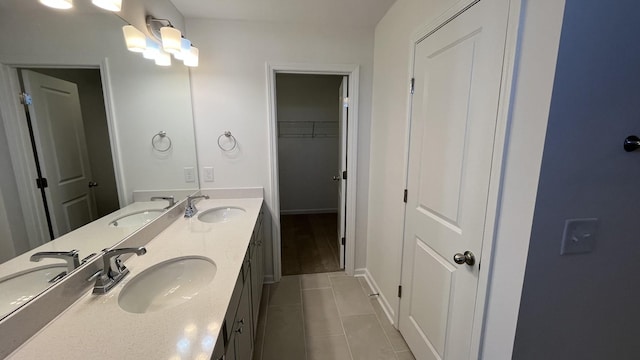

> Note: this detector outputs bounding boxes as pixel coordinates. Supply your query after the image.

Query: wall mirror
[0,1,198,319]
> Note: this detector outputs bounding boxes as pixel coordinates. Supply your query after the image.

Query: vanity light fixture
[39,0,73,10]
[122,25,146,53]
[145,16,198,67]
[155,50,172,66]
[91,0,121,12]
[146,16,182,53]
[183,46,199,67]
[160,26,182,54]
[173,38,192,61]
[143,39,160,60]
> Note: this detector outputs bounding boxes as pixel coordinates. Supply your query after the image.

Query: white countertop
[7,197,263,360]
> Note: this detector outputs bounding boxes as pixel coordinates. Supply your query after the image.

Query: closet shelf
[278,121,339,138]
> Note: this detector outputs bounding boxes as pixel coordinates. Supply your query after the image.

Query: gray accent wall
[513,0,640,358]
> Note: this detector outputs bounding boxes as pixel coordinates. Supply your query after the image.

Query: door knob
[332,176,341,181]
[88,181,99,188]
[453,251,475,266]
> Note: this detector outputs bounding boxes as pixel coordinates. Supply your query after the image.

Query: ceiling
[170,0,397,28]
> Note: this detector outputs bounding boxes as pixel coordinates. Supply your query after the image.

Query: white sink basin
[198,207,246,223]
[118,256,216,314]
[0,265,67,317]
[109,209,164,228]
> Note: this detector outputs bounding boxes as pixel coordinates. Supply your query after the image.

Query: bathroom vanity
[5,194,265,360]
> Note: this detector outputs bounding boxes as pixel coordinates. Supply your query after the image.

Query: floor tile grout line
[358,278,404,360]
[331,282,355,360]
[298,276,309,360]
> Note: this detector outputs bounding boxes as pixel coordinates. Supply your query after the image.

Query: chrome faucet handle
[184,195,210,218]
[30,250,81,273]
[93,247,146,294]
[150,196,175,209]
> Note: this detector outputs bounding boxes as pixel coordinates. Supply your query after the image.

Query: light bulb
[122,25,146,53]
[91,0,121,11]
[155,50,172,66]
[143,39,160,60]
[39,0,73,9]
[184,46,199,67]
[174,38,191,60]
[160,27,182,54]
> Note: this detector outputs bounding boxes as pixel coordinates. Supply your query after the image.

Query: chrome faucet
[92,247,146,294]
[150,196,175,209]
[184,195,210,218]
[30,250,80,273]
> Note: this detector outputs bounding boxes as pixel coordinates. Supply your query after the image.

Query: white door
[22,70,97,238]
[399,1,509,359]
[337,76,348,268]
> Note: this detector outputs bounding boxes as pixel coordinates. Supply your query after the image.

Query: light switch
[560,218,598,255]
[184,167,195,183]
[204,167,214,182]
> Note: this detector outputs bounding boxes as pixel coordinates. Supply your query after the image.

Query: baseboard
[357,268,397,326]
[280,208,338,215]
[354,268,367,276]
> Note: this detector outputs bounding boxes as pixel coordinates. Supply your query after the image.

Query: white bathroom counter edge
[7,197,263,360]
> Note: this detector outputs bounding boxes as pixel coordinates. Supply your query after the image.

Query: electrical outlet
[204,167,214,182]
[560,218,598,255]
[184,167,195,183]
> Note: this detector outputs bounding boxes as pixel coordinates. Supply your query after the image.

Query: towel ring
[217,131,237,151]
[152,131,172,152]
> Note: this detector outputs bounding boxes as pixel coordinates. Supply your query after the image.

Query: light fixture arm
[146,15,176,42]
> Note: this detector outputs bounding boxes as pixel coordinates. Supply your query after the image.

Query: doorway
[276,74,345,275]
[17,68,118,241]
[265,64,360,282]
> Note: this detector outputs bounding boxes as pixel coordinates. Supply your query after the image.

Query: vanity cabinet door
[234,279,253,360]
[250,211,264,337]
[224,333,237,360]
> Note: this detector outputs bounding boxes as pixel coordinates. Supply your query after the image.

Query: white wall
[277,74,341,213]
[366,0,458,321]
[186,18,374,278]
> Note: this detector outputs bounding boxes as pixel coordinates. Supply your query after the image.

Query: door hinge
[341,237,345,246]
[410,78,415,95]
[398,285,402,298]
[342,171,347,180]
[36,178,48,189]
[19,92,32,105]
[403,189,408,203]
[343,97,350,108]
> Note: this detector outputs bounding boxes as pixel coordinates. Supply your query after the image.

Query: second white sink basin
[108,209,164,228]
[0,265,67,318]
[198,207,246,223]
[118,256,216,314]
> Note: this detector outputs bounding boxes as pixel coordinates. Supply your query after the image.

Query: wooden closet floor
[281,213,341,275]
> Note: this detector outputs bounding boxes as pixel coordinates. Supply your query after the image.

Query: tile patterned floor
[253,272,416,360]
